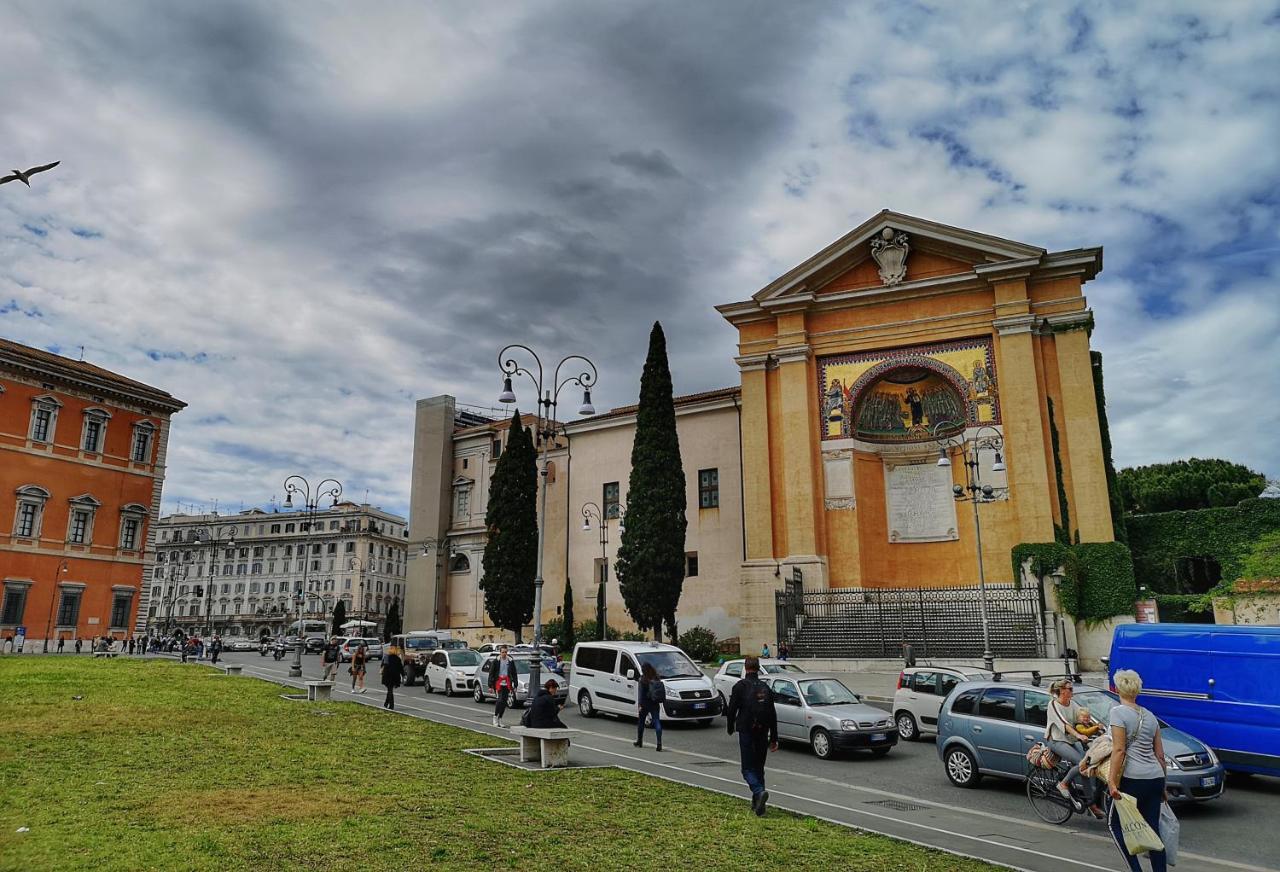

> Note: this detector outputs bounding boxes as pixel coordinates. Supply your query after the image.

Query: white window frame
[80,407,112,454]
[131,420,157,463]
[55,583,86,629]
[119,503,147,551]
[66,494,101,545]
[29,394,62,444]
[13,485,50,539]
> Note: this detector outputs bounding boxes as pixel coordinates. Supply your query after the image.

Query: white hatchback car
[891,665,990,741]
[423,648,483,696]
[711,659,807,711]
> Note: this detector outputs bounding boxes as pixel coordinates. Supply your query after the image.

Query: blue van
[1108,623,1280,777]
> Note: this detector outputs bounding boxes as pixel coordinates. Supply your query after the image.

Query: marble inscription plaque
[885,461,959,543]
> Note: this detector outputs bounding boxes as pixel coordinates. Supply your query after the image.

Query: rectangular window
[267,561,276,574]
[977,687,1018,722]
[16,503,38,537]
[222,565,232,576]
[685,552,699,578]
[56,589,82,626]
[251,563,262,575]
[284,545,293,557]
[69,510,90,544]
[252,546,264,558]
[311,560,320,572]
[83,419,103,452]
[603,482,620,519]
[492,438,502,459]
[312,544,321,555]
[109,594,132,629]
[270,524,280,534]
[131,428,152,462]
[236,563,246,575]
[329,520,339,530]
[327,543,336,554]
[1,585,29,625]
[265,583,274,594]
[120,518,140,550]
[285,523,295,533]
[345,541,354,553]
[32,407,53,442]
[699,468,720,509]
[235,583,245,594]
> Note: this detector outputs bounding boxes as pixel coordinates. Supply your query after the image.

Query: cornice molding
[993,314,1038,336]
[773,345,812,365]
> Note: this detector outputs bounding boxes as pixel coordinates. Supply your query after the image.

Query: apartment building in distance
[150,502,409,639]
[0,337,185,648]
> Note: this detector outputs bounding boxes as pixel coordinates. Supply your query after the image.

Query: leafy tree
[615,323,687,642]
[331,600,346,636]
[383,600,402,641]
[480,410,538,641]
[1118,459,1267,515]
[560,579,576,652]
[676,626,719,662]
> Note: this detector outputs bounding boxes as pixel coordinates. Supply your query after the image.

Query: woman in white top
[1106,669,1168,872]
[1044,679,1102,816]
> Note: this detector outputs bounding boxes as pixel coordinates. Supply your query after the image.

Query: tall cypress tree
[616,322,687,641]
[480,411,538,641]
[331,600,346,636]
[595,580,606,640]
[561,579,576,652]
[382,601,401,641]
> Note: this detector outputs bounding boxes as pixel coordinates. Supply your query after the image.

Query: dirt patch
[151,786,371,826]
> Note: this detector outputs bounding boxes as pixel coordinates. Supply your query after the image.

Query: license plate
[694,702,707,709]
[870,732,887,742]
[1201,776,1217,788]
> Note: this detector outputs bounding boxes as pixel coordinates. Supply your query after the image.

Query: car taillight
[897,672,906,690]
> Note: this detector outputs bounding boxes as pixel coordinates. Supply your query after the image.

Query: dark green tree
[616,322,687,641]
[595,581,606,640]
[1118,459,1267,515]
[1091,351,1128,542]
[331,600,346,636]
[560,579,576,653]
[383,600,401,641]
[480,410,538,641]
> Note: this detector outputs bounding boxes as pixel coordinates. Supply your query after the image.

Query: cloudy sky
[2,1,1277,519]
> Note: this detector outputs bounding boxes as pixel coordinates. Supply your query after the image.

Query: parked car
[340,637,383,661]
[395,632,449,685]
[225,637,259,652]
[424,648,483,696]
[1109,623,1280,777]
[472,653,566,708]
[766,674,897,759]
[712,659,807,711]
[569,641,720,724]
[892,665,991,740]
[935,677,1226,803]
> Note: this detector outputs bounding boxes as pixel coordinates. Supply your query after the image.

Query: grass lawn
[0,659,1000,871]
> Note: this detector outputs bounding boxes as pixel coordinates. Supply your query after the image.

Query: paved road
[212,652,1278,872]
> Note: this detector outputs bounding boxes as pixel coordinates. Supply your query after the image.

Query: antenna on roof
[364,488,369,503]
[78,345,84,361]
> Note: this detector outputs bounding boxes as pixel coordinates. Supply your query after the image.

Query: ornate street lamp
[935,423,1007,671]
[581,500,624,640]
[497,344,598,691]
[42,559,70,653]
[282,475,343,678]
[420,536,455,631]
[188,523,237,638]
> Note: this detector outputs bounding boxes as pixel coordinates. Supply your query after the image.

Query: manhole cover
[864,798,928,812]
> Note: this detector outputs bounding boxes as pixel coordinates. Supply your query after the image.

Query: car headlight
[1164,755,1181,770]
[840,719,859,731]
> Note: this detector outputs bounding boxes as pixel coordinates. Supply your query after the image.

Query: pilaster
[776,345,818,556]
[736,355,774,559]
[993,315,1055,542]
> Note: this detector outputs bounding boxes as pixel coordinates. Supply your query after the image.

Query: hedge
[1012,540,1136,621]
[1153,593,1213,623]
[1126,498,1280,594]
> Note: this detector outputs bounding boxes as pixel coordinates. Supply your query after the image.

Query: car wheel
[944,746,981,788]
[473,684,485,704]
[445,680,454,697]
[717,691,727,713]
[811,727,834,760]
[578,690,596,718]
[871,746,891,758]
[895,711,919,741]
[403,667,415,687]
[424,675,433,694]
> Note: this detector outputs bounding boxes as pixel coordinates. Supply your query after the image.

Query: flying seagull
[0,161,60,187]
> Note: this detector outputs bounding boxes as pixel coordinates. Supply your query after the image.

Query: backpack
[648,680,667,705]
[741,678,774,732]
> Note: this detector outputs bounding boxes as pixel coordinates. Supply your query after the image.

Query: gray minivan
[936,678,1226,803]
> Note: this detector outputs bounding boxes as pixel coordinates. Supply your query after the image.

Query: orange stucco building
[717,211,1113,651]
[0,338,185,649]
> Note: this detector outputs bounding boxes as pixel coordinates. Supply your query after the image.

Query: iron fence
[776,583,1049,659]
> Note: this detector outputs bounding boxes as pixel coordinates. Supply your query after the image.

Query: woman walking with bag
[381,644,404,711]
[1107,669,1168,872]
[350,642,368,694]
[634,663,664,751]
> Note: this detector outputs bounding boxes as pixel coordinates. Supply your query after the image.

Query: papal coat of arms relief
[870,227,910,285]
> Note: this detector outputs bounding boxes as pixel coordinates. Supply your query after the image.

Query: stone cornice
[773,345,812,365]
[993,314,1038,336]
[974,256,1043,284]
[1043,310,1094,333]
[735,354,772,372]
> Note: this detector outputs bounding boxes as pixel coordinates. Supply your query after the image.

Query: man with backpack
[726,655,779,816]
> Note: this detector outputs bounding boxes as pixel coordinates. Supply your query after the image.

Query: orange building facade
[0,338,184,649]
[717,211,1114,651]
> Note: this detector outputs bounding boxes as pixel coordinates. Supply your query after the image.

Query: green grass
[0,659,999,871]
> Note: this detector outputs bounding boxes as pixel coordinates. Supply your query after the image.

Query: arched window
[448,553,471,574]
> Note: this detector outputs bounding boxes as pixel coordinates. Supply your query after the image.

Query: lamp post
[42,559,70,653]
[934,423,1007,671]
[497,344,598,693]
[283,475,343,678]
[190,523,237,638]
[348,555,372,637]
[163,561,188,638]
[580,500,624,640]
[420,536,455,631]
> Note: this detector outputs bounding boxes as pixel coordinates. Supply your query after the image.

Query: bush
[1013,540,1136,621]
[676,626,718,662]
[573,620,621,642]
[621,631,647,642]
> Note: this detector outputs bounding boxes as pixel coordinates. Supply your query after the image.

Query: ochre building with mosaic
[716,210,1114,649]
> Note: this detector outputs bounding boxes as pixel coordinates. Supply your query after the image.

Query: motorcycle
[272,643,286,661]
[259,641,269,657]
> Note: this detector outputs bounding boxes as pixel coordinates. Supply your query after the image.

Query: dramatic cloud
[2,1,1277,519]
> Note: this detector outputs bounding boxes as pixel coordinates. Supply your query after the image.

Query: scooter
[259,641,269,657]
[272,643,286,661]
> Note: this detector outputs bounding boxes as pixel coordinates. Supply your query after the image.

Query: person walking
[57,636,65,654]
[74,637,82,655]
[321,636,341,683]
[634,662,665,751]
[488,645,518,728]
[527,679,567,728]
[380,645,404,710]
[1107,669,1169,872]
[726,656,779,816]
[209,635,222,666]
[350,642,368,693]
[777,641,789,661]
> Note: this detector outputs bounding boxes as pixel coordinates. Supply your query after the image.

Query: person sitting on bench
[525,679,567,729]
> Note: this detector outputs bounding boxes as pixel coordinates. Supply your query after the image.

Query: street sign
[791,566,803,585]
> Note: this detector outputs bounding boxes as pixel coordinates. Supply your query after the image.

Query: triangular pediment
[452,476,474,489]
[752,210,1046,303]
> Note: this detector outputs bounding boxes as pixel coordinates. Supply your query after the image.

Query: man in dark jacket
[321,637,341,682]
[726,656,779,816]
[526,679,566,728]
[487,645,520,728]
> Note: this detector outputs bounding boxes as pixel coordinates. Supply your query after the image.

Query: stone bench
[509,726,581,769]
[305,680,334,702]
[93,651,120,658]
[224,665,243,676]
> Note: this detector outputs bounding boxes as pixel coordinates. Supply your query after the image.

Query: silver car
[712,658,807,710]
[471,653,568,708]
[766,674,899,760]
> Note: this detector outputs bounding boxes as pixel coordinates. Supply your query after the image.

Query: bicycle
[1025,756,1109,825]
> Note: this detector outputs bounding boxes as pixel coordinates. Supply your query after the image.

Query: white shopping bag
[1159,802,1180,866]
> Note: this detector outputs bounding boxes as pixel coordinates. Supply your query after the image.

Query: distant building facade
[150,503,409,638]
[0,337,184,648]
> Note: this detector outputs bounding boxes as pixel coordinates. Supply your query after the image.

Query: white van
[569,641,720,725]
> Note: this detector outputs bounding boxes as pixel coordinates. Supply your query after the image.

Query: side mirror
[625,669,636,680]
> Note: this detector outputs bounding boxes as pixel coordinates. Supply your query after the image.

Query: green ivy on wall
[1012,540,1137,621]
[1126,498,1280,594]
[1046,397,1073,545]
[1090,351,1127,543]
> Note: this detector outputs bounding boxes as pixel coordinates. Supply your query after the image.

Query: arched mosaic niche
[819,338,1000,442]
